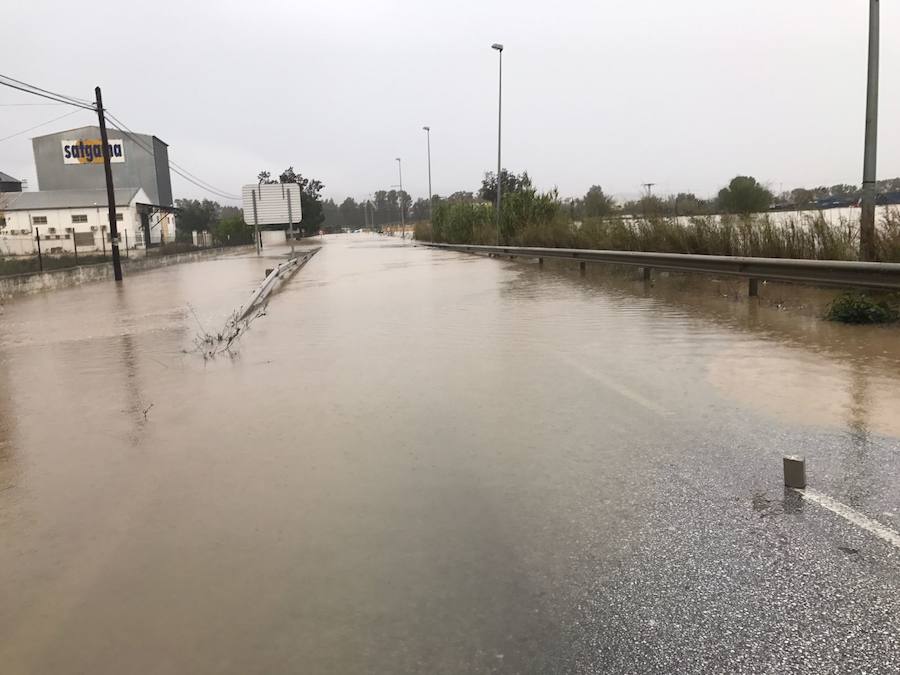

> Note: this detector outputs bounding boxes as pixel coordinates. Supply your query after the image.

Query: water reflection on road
[0,236,898,674]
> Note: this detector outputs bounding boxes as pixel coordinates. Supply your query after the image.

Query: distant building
[0,188,174,256]
[0,172,22,193]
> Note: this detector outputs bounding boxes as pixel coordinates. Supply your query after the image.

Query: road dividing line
[551,350,671,418]
[795,488,900,550]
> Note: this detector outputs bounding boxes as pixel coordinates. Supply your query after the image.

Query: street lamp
[395,157,405,238]
[491,43,503,245]
[860,0,880,261]
[423,126,433,241]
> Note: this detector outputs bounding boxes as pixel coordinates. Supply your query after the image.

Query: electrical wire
[0,78,94,110]
[0,108,85,143]
[105,112,240,200]
[0,73,94,107]
[0,73,240,202]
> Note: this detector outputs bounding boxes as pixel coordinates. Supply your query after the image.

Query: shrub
[825,292,898,324]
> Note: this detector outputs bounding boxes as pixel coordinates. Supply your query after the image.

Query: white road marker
[551,351,671,418]
[795,488,900,550]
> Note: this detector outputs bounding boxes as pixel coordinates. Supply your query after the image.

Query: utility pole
[492,43,504,245]
[860,0,880,261]
[395,158,405,238]
[641,183,656,219]
[423,126,433,241]
[95,86,123,281]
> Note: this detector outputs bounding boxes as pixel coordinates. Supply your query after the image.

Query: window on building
[115,213,124,221]
[0,216,5,228]
[71,214,88,224]
[32,215,48,225]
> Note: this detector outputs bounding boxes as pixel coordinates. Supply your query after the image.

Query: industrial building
[0,188,157,256]
[0,125,176,255]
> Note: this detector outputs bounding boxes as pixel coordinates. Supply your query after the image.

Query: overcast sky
[3,0,899,205]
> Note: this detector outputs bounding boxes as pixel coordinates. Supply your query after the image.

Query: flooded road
[1,235,899,674]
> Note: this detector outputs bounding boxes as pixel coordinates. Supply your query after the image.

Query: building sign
[62,139,125,165]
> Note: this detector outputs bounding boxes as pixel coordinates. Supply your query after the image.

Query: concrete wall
[32,126,172,205]
[0,246,255,300]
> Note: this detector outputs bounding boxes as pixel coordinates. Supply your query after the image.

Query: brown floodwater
[1,235,898,673]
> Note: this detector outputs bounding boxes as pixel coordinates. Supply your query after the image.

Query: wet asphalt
[0,234,898,674]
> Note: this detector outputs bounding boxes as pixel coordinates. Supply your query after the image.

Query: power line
[0,102,68,107]
[105,116,239,200]
[105,111,240,200]
[0,108,84,143]
[0,73,94,107]
[0,78,93,110]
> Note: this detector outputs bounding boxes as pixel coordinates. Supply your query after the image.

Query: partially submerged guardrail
[425,243,900,295]
[238,247,319,321]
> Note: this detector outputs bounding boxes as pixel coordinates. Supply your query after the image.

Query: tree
[175,198,220,232]
[479,169,533,203]
[790,188,815,209]
[411,197,431,222]
[212,215,255,246]
[583,185,615,217]
[717,176,773,214]
[447,191,475,203]
[255,166,327,233]
[672,193,708,216]
[339,197,364,229]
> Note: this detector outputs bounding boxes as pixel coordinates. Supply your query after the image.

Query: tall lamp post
[395,157,405,238]
[423,126,433,241]
[860,0,880,261]
[491,43,504,245]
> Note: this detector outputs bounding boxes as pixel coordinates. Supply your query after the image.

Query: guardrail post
[749,278,759,297]
[642,267,652,282]
[579,261,586,274]
[538,257,544,266]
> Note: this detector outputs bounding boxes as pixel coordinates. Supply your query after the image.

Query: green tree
[717,176,773,214]
[212,215,255,246]
[277,166,326,233]
[479,169,533,203]
[175,198,220,232]
[583,185,615,217]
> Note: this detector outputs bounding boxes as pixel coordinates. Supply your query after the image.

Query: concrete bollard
[783,456,807,489]
[749,278,759,297]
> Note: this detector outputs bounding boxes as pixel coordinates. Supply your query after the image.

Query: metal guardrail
[424,243,900,293]
[238,247,320,321]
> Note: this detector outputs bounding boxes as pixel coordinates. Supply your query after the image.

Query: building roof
[0,188,141,211]
[0,171,21,183]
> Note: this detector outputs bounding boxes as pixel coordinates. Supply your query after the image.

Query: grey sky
[3,0,899,205]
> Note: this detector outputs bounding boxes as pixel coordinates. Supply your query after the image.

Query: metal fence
[424,243,900,293]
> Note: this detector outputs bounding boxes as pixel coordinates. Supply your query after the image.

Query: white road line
[551,351,671,418]
[795,488,900,550]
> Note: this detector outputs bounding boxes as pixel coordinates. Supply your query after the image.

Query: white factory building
[0,125,177,255]
[0,188,171,256]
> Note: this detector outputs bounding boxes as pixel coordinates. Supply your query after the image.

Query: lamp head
[491,43,504,51]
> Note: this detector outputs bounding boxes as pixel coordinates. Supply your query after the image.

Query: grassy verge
[420,202,900,263]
